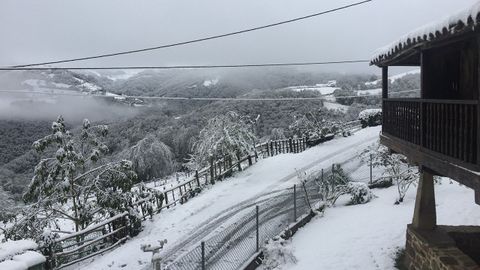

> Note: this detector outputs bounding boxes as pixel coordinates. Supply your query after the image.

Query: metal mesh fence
[163,159,374,270]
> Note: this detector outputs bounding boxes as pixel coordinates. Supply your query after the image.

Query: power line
[6,0,372,68]
[0,60,370,71]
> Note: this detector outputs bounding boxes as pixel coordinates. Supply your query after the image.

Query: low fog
[0,93,138,122]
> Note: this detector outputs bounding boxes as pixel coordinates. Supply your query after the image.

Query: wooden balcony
[382,98,480,192]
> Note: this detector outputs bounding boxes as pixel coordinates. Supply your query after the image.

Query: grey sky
[0,0,476,73]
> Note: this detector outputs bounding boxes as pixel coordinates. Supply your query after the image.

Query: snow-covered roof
[371,2,480,66]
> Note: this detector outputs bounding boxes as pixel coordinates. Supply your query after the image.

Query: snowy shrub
[358,109,382,128]
[347,182,373,205]
[310,164,352,206]
[261,238,297,270]
[360,142,418,204]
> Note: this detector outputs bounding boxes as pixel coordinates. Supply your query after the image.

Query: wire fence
[162,156,380,270]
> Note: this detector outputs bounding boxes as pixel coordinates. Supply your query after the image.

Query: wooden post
[270,141,274,157]
[164,191,169,208]
[236,152,242,171]
[289,138,293,153]
[382,66,388,134]
[412,167,437,230]
[256,205,259,252]
[293,184,297,221]
[201,241,205,270]
[209,156,215,184]
[248,154,253,166]
[420,51,425,147]
[369,154,373,184]
[195,170,200,187]
[266,142,271,156]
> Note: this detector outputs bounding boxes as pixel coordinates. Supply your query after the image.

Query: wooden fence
[41,137,311,269]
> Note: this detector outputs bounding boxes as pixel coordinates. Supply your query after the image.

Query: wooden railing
[41,137,312,269]
[383,98,478,165]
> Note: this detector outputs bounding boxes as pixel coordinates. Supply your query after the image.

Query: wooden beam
[477,36,480,166]
[382,66,388,99]
[380,133,480,190]
[412,167,437,230]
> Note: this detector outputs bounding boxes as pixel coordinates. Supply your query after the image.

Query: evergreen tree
[5,116,137,241]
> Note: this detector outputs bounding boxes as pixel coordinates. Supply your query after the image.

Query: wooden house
[371,3,480,269]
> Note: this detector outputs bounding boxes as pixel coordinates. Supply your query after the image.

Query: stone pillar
[412,167,437,230]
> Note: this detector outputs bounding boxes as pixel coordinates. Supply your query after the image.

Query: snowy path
[282,181,480,270]
[73,126,381,270]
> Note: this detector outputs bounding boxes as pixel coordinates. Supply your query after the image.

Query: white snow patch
[323,102,349,112]
[285,181,480,270]
[12,251,46,267]
[357,88,382,96]
[0,240,38,262]
[288,86,338,95]
[203,79,219,87]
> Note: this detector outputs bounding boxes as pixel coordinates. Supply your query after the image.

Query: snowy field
[71,127,381,270]
[276,180,480,270]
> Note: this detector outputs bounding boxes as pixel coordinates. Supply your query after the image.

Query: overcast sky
[0,0,477,73]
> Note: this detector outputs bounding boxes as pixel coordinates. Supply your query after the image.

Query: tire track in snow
[159,133,378,267]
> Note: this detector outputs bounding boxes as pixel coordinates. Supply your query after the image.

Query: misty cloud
[0,93,138,122]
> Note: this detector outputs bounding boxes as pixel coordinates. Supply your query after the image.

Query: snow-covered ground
[287,85,338,95]
[72,127,381,270]
[364,69,420,86]
[323,101,349,112]
[357,88,382,96]
[277,179,480,270]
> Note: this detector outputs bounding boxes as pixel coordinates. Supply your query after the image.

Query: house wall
[422,37,478,100]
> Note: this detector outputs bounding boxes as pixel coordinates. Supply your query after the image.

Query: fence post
[266,142,270,157]
[369,154,373,184]
[289,138,293,153]
[195,170,200,187]
[165,191,169,208]
[293,184,297,221]
[256,205,259,252]
[210,156,215,184]
[236,152,242,171]
[270,141,274,157]
[201,241,206,270]
[248,154,253,166]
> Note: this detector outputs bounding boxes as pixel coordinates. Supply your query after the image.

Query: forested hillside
[0,68,419,203]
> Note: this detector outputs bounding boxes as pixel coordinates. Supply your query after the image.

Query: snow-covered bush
[347,182,373,205]
[361,142,418,204]
[260,238,296,270]
[358,109,382,128]
[189,111,256,169]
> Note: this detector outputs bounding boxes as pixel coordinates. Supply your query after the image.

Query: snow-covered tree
[5,116,137,241]
[289,111,339,139]
[361,142,418,204]
[189,111,256,169]
[122,134,175,182]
